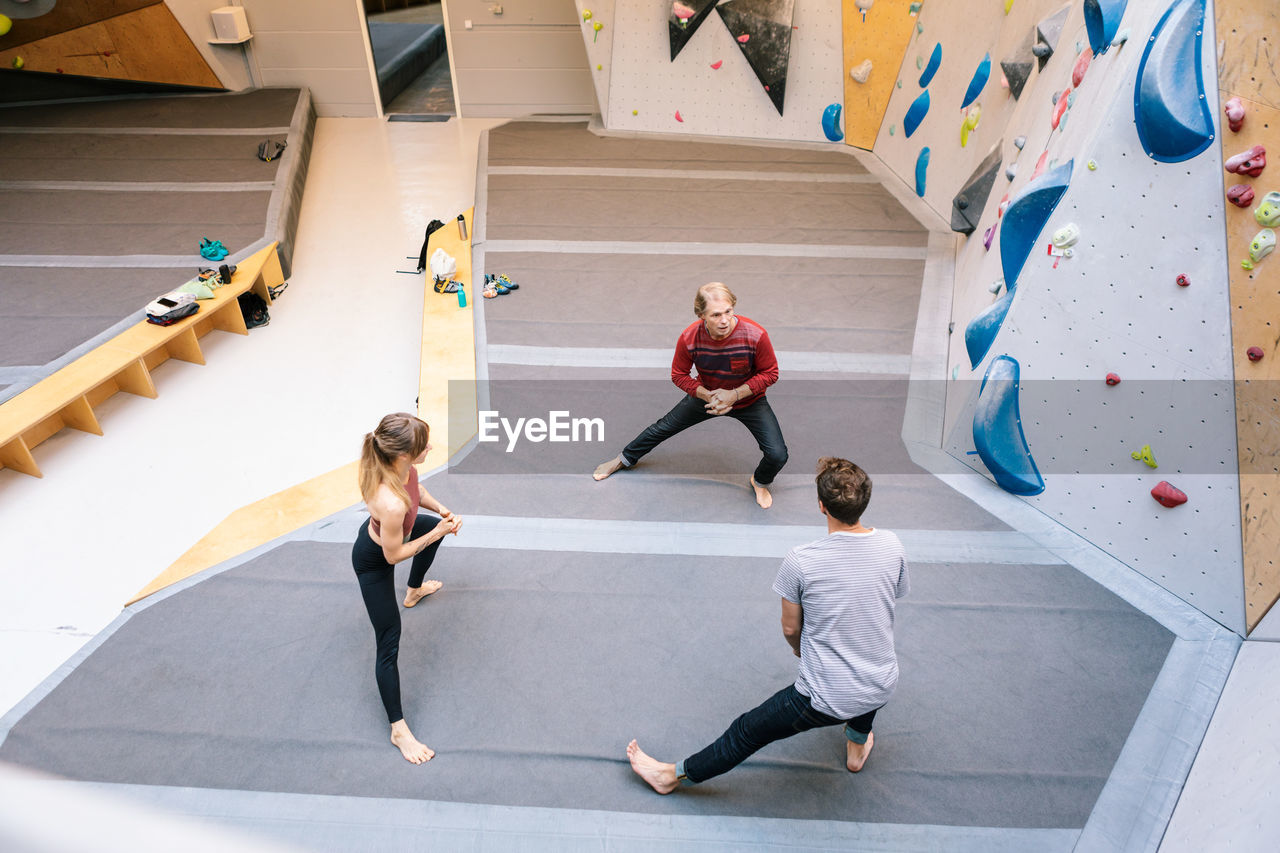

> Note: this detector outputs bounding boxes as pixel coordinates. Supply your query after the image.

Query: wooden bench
[0,243,283,478]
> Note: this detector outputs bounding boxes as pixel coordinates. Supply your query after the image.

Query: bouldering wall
[840,0,919,150]
[914,0,1245,634]
[1215,0,1280,633]
[595,1,845,142]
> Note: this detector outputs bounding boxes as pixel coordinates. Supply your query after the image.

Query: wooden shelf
[0,243,283,479]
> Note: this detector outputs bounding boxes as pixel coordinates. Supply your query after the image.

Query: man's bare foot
[390,720,434,764]
[593,455,626,481]
[403,579,443,608]
[627,739,679,794]
[751,477,773,509]
[846,731,873,772]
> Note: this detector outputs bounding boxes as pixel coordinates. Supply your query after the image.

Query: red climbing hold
[1225,145,1266,178]
[1071,48,1092,88]
[1051,87,1071,130]
[1105,373,1121,386]
[1224,96,1245,133]
[1031,150,1049,181]
[675,110,683,122]
[1247,346,1264,361]
[1176,274,1190,287]
[1151,481,1187,508]
[737,33,749,43]
[1227,184,1256,207]
[710,60,723,69]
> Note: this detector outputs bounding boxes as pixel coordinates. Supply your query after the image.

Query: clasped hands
[434,508,463,537]
[704,387,740,416]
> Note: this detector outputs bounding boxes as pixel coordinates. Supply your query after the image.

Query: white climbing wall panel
[574,0,615,117]
[938,0,1245,633]
[599,1,844,143]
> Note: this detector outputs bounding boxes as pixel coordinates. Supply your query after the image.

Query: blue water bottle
[457,281,467,308]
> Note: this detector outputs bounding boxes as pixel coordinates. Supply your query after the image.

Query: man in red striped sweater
[593,283,788,508]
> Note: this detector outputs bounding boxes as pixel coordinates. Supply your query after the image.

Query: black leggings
[351,514,444,724]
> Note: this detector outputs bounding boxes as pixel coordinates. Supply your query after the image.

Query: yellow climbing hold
[1004,0,1015,13]
[583,9,592,22]
[1130,444,1158,469]
[960,104,982,147]
[632,109,638,116]
[596,64,602,71]
[12,56,24,70]
[0,14,12,37]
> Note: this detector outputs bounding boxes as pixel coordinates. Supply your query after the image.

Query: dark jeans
[621,394,788,485]
[680,684,879,784]
[351,514,445,724]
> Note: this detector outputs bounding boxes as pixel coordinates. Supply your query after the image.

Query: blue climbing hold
[964,289,1014,369]
[1134,0,1213,163]
[1000,160,1073,288]
[919,43,942,88]
[904,90,930,138]
[915,147,930,197]
[960,53,990,109]
[972,355,1045,496]
[1084,0,1129,56]
[821,102,844,142]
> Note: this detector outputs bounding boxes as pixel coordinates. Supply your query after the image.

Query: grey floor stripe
[0,180,275,192]
[0,254,205,268]
[480,239,930,260]
[1076,630,1240,852]
[486,344,912,375]
[305,514,1064,564]
[48,781,1082,853]
[0,126,292,136]
[487,165,881,183]
[0,366,42,384]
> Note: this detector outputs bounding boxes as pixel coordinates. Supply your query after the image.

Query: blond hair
[694,282,737,317]
[359,413,429,508]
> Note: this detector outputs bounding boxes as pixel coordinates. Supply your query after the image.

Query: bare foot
[751,477,773,509]
[390,720,434,764]
[403,579,443,608]
[846,731,873,772]
[627,739,679,794]
[593,455,625,481]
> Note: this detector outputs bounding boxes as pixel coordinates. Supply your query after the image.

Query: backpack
[238,291,270,328]
[416,219,447,273]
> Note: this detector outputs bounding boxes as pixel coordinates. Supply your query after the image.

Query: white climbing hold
[850,59,873,83]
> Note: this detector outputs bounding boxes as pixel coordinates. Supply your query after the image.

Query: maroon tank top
[370,467,419,540]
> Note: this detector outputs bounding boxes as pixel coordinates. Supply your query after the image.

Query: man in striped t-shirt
[593,282,788,508]
[628,457,909,791]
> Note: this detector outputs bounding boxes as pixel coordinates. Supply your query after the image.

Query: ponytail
[357,413,429,508]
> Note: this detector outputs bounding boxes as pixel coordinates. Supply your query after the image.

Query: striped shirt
[772,528,909,719]
[670,316,779,409]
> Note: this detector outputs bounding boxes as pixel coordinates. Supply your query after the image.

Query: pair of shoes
[482,279,499,298]
[484,274,513,295]
[497,273,520,291]
[199,238,228,260]
[433,276,459,294]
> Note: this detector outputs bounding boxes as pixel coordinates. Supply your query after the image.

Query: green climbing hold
[910,2,922,12]
[917,21,923,34]
[917,55,923,69]
[889,125,895,135]
[897,79,902,88]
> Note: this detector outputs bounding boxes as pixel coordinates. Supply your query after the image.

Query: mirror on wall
[361,0,455,119]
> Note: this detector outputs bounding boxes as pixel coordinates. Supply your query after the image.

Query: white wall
[597,0,844,142]
[163,0,254,91]
[444,0,595,117]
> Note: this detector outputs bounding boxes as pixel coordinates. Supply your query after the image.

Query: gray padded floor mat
[0,540,1172,827]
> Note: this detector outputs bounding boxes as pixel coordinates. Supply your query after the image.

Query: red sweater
[671,316,779,409]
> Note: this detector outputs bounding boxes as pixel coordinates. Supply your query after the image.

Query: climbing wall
[923,0,1246,634]
[840,0,919,150]
[1215,0,1280,633]
[574,1,615,117]
[596,1,845,142]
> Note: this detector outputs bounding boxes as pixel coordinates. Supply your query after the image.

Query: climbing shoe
[433,277,459,294]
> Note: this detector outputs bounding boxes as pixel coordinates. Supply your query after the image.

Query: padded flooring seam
[0,180,276,192]
[485,345,912,374]
[480,239,930,259]
[487,166,881,183]
[0,126,293,136]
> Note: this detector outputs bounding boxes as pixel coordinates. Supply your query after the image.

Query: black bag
[416,219,447,273]
[145,301,199,326]
[238,291,270,328]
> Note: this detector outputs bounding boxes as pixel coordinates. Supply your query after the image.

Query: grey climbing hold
[1014,135,1027,150]
[951,144,1003,235]
[1005,162,1018,180]
[1035,6,1069,70]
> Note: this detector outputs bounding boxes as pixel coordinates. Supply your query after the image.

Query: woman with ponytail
[352,412,462,763]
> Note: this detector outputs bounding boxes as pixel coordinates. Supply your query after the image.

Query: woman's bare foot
[627,739,679,794]
[751,477,773,509]
[403,579,443,608]
[593,455,625,481]
[846,731,873,772]
[390,720,434,764]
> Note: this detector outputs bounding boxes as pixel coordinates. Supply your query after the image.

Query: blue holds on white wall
[904,90,930,137]
[919,43,942,88]
[965,289,1015,369]
[1084,0,1129,55]
[1000,160,1074,289]
[822,103,844,142]
[915,147,930,197]
[960,53,990,109]
[972,355,1045,496]
[1134,0,1214,163]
